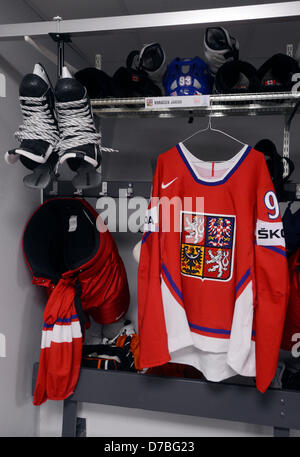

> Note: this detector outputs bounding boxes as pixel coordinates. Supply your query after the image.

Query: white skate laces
[55,96,101,155]
[15,95,59,146]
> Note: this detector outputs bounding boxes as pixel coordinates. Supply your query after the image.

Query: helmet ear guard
[214,60,260,94]
[258,53,299,91]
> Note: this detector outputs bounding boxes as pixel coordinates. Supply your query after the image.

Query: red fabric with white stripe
[23,199,130,406]
[33,278,82,405]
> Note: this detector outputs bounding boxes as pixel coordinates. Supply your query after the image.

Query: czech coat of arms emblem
[180,211,235,281]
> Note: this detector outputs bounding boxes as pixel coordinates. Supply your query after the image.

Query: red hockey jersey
[138,142,289,393]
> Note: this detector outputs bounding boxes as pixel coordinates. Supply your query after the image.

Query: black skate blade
[23,163,52,189]
[72,162,102,190]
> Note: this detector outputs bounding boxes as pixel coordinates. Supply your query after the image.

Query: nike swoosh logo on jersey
[161,177,178,189]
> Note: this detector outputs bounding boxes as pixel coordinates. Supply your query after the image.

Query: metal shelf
[0,2,300,38]
[32,362,300,437]
[91,92,300,118]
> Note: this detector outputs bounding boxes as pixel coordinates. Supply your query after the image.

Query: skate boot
[5,63,59,188]
[55,66,102,189]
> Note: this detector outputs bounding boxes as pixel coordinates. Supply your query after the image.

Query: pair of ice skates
[5,63,102,189]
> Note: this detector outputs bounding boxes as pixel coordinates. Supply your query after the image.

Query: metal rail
[92,92,300,105]
[91,92,300,118]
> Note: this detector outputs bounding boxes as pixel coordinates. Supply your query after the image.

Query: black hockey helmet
[112,66,162,97]
[254,138,294,197]
[215,60,260,93]
[258,53,299,92]
[74,67,114,98]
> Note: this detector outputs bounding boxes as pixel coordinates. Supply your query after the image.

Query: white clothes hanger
[181,106,246,147]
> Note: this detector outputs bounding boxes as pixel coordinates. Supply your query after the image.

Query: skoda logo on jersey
[180,211,235,281]
[257,227,284,239]
[255,219,285,247]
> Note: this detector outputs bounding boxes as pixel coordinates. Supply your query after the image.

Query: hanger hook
[208,103,213,129]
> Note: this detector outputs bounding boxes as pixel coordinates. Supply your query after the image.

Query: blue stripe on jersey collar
[176,143,252,186]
